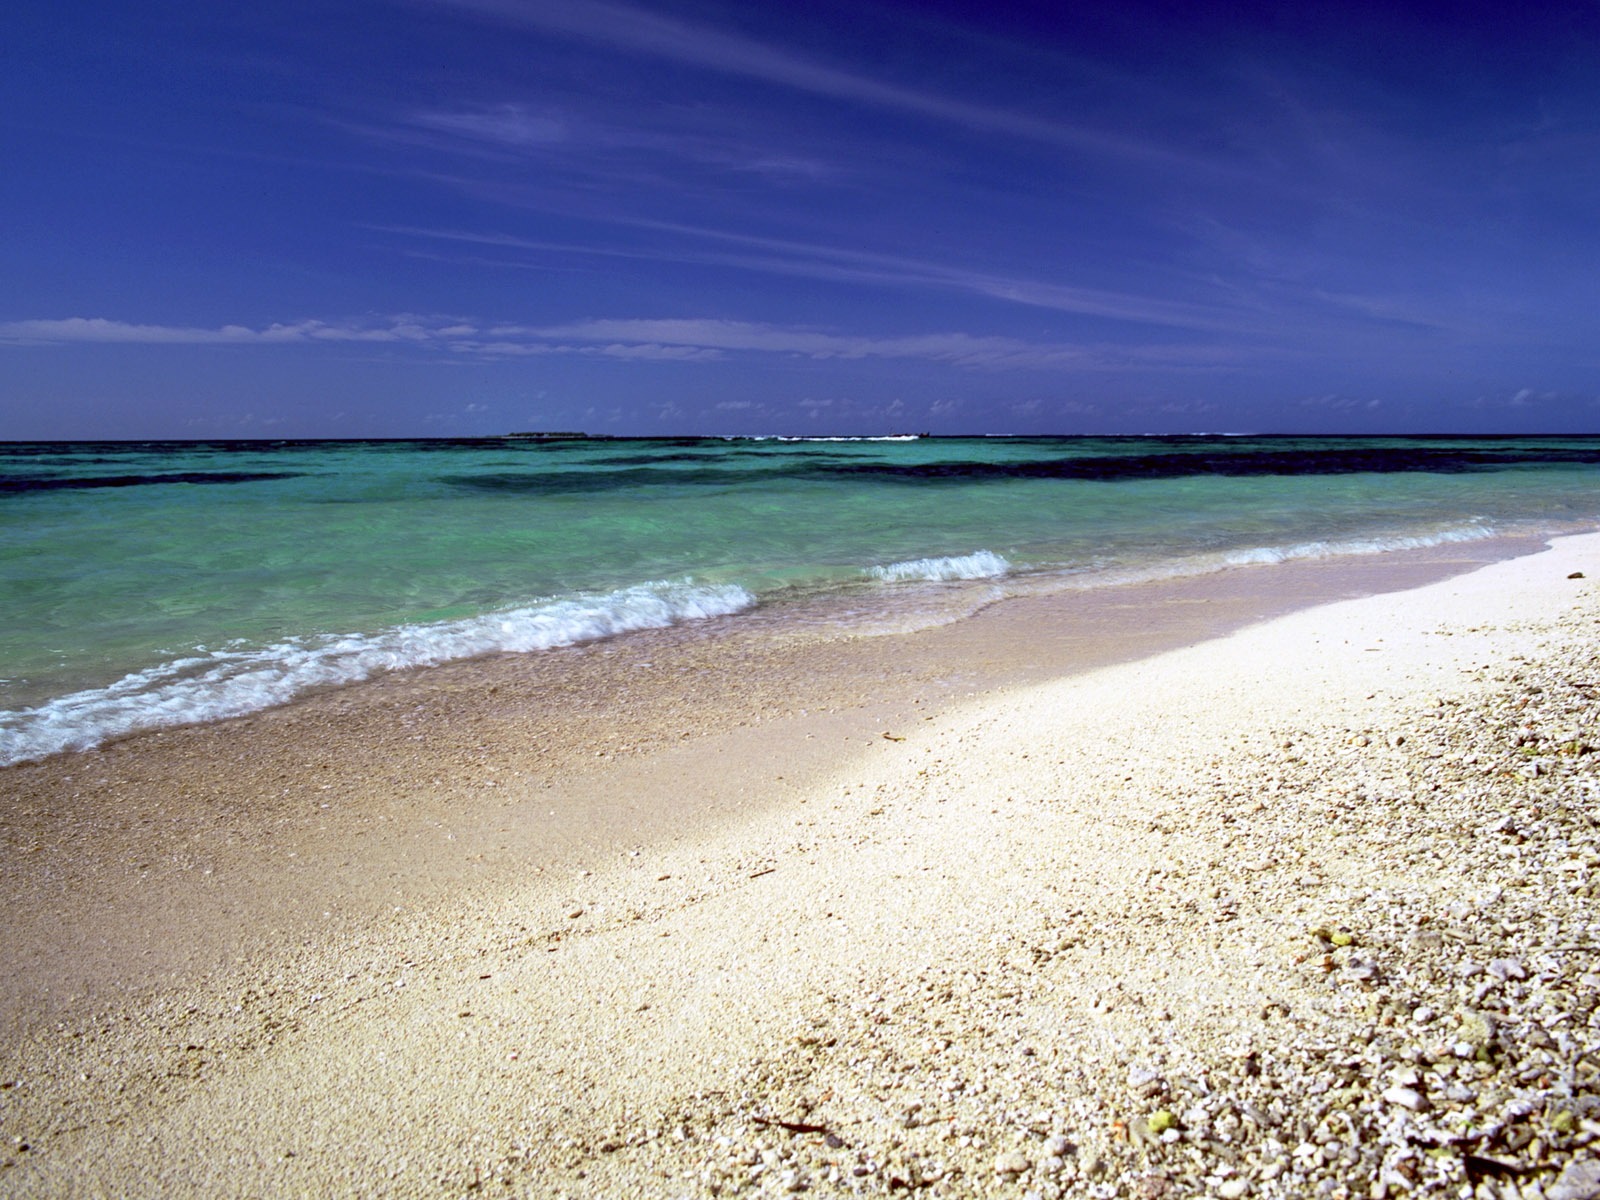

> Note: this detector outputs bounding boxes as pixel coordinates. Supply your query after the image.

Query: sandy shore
[2,535,1598,1197]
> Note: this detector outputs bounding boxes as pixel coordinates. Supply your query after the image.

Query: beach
[3,534,1599,1198]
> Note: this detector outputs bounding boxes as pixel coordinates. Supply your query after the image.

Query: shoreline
[1,525,1540,769]
[2,532,1597,1196]
[0,536,1539,1025]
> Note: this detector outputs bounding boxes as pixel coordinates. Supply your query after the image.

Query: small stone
[1148,1110,1177,1134]
[1456,1009,1495,1048]
[1043,1135,1071,1157]
[995,1149,1031,1177]
[1381,1085,1426,1111]
[1219,1180,1250,1199]
[1549,1158,1600,1200]
[1128,1065,1162,1089]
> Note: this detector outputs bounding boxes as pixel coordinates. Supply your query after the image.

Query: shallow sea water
[3,434,1598,763]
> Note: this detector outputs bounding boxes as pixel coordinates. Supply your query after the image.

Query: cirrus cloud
[1,312,1234,373]
[0,316,449,346]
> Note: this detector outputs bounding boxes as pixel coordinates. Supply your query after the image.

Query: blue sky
[3,0,1597,437]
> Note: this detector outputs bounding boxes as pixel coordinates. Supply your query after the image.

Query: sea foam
[1224,524,1493,566]
[0,580,753,766]
[871,550,1010,582]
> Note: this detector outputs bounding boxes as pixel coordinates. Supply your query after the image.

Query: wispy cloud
[460,337,724,361]
[2,312,1253,374]
[427,0,1211,173]
[374,222,1246,333]
[395,100,840,184]
[622,221,1261,331]
[501,317,1091,368]
[0,316,453,345]
[1299,393,1383,412]
[410,105,567,148]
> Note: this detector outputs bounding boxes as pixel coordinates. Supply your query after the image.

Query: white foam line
[870,550,1010,583]
[0,580,754,766]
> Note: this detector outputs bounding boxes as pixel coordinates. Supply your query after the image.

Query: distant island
[500,431,599,441]
[497,432,929,441]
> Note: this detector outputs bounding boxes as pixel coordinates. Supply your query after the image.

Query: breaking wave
[1224,524,1494,566]
[0,580,754,766]
[871,550,1011,582]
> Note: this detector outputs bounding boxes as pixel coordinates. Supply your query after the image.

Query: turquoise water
[4,435,1599,764]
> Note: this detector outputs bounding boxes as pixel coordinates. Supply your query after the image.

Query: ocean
[4,434,1599,766]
